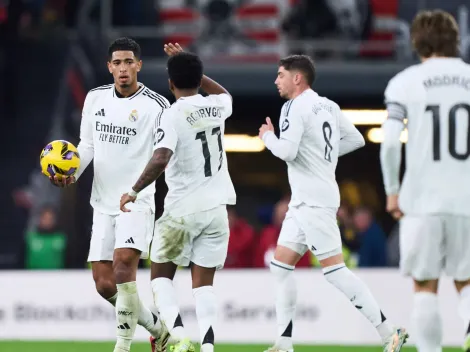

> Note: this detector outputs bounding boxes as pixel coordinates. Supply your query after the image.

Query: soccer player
[120,43,236,352]
[258,54,408,352]
[380,10,470,352]
[50,37,170,352]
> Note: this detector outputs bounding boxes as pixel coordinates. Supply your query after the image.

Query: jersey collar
[113,83,145,99]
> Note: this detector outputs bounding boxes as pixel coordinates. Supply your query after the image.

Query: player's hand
[120,193,136,212]
[49,175,75,188]
[164,43,184,57]
[386,194,403,220]
[259,117,275,140]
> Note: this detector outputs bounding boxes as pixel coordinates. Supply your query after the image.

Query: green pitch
[0,342,462,352]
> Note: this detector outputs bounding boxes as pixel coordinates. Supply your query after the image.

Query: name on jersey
[95,121,137,145]
[423,75,470,90]
[312,102,333,115]
[186,107,222,126]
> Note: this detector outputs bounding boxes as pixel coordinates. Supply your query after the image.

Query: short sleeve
[206,93,233,120]
[154,109,178,152]
[279,100,304,146]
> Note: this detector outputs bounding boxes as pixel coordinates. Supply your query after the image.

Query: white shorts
[151,205,229,269]
[400,215,470,281]
[87,209,154,262]
[278,205,342,260]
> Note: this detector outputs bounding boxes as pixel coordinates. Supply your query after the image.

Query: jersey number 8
[426,103,470,161]
[195,127,223,177]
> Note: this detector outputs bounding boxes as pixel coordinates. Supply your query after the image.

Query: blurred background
[0,0,469,272]
[1,0,470,349]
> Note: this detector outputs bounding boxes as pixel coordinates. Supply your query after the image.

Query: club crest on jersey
[281,119,290,132]
[129,109,138,122]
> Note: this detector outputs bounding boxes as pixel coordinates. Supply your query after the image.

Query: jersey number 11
[196,127,223,177]
[426,103,470,161]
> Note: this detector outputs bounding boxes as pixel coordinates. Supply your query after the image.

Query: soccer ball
[40,140,80,178]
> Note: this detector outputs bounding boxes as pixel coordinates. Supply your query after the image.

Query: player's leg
[88,211,165,342]
[266,211,309,352]
[400,215,443,352]
[189,205,231,352]
[455,279,470,352]
[299,206,407,351]
[190,264,217,352]
[444,216,470,351]
[113,210,167,352]
[150,211,194,351]
[151,261,189,343]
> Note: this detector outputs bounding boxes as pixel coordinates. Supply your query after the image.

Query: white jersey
[384,57,470,215]
[154,93,236,217]
[76,83,170,215]
[277,89,362,208]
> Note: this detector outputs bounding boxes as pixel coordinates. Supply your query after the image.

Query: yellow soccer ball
[40,140,81,178]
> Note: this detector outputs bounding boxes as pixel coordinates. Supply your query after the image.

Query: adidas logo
[117,323,131,330]
[95,108,105,116]
[125,237,135,244]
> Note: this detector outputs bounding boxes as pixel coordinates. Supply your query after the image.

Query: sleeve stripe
[157,108,164,127]
[142,89,170,109]
[285,100,293,116]
[386,102,407,121]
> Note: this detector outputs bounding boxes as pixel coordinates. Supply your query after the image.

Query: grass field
[0,342,462,352]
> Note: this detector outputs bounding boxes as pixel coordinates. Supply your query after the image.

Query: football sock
[323,264,395,342]
[459,285,470,333]
[412,292,442,352]
[193,285,216,352]
[114,282,140,352]
[106,292,163,338]
[270,259,296,348]
[152,278,188,342]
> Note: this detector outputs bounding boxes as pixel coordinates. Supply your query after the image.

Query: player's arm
[131,147,173,194]
[380,113,405,196]
[338,111,365,156]
[74,93,95,180]
[260,102,303,162]
[380,76,407,197]
[121,110,177,211]
[200,75,232,101]
[164,43,232,101]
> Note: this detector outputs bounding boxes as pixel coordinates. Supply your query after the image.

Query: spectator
[255,198,311,268]
[225,206,256,268]
[25,205,66,269]
[353,206,387,267]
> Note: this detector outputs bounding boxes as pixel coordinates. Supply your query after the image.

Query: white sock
[459,285,470,335]
[152,278,187,342]
[412,292,442,352]
[107,292,163,338]
[193,286,217,352]
[114,282,140,352]
[323,264,394,342]
[270,259,296,349]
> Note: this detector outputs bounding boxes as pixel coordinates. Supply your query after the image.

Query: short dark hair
[167,52,203,90]
[108,37,141,61]
[279,55,316,86]
[411,10,459,58]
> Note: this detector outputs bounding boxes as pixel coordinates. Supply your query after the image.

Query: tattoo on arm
[133,148,173,193]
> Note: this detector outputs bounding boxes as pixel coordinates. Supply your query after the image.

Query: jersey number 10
[426,104,470,161]
[196,127,223,177]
